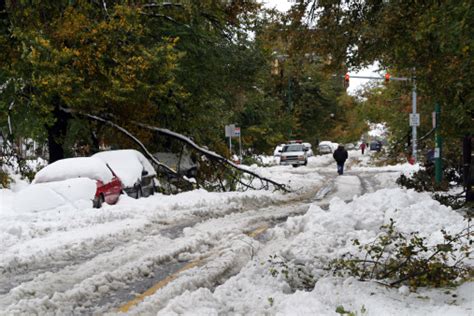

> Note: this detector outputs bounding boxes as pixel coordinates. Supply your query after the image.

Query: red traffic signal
[344,73,350,88]
[385,73,390,82]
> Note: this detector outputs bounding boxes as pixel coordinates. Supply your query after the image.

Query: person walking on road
[360,142,366,154]
[333,145,349,175]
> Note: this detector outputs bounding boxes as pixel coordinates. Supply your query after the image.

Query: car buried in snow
[13,157,123,211]
[93,149,157,199]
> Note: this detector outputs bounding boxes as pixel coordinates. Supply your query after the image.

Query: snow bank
[157,188,472,315]
[33,157,113,184]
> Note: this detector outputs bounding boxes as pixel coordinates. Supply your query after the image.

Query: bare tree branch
[59,107,289,193]
[135,122,290,192]
[59,107,184,180]
[142,3,184,9]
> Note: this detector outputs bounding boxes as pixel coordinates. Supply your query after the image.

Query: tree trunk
[46,103,70,163]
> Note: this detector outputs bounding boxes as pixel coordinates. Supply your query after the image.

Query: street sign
[225,124,235,137]
[234,127,241,137]
[409,113,420,127]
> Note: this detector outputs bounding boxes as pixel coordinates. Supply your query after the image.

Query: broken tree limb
[60,107,289,193]
[135,122,290,192]
[59,107,184,181]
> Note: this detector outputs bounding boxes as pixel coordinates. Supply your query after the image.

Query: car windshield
[282,144,304,152]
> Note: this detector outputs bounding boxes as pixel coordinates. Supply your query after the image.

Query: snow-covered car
[14,157,123,211]
[273,144,285,157]
[302,142,314,157]
[317,144,332,154]
[279,143,308,167]
[93,149,157,199]
[344,143,355,150]
[318,141,338,154]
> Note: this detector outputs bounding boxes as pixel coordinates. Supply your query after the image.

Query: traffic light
[385,73,390,83]
[344,73,349,88]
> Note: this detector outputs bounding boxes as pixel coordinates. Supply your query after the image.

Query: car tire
[93,194,105,209]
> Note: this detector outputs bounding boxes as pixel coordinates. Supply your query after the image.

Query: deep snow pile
[156,188,473,316]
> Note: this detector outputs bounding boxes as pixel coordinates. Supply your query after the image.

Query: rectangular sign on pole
[409,113,420,127]
[234,127,241,137]
[225,124,235,137]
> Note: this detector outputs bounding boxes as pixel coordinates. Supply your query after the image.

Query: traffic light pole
[344,73,418,162]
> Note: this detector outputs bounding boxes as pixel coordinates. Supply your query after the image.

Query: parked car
[279,143,308,167]
[370,141,382,152]
[29,157,122,209]
[318,141,338,154]
[344,143,355,150]
[153,151,198,178]
[93,149,157,199]
[273,144,285,157]
[302,142,314,157]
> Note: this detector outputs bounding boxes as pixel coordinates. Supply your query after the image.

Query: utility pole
[287,78,293,138]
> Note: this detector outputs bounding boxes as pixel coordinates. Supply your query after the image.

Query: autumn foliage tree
[305,0,473,144]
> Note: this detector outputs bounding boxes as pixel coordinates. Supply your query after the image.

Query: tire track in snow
[0,186,323,314]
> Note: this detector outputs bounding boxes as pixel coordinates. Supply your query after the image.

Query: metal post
[434,103,442,183]
[412,77,417,162]
[239,133,242,161]
[229,136,232,156]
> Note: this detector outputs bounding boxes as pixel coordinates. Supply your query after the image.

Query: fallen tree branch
[59,107,184,181]
[60,107,289,193]
[135,122,290,192]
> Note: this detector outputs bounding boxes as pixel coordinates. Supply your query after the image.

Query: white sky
[261,0,380,95]
[260,0,293,12]
[347,63,381,95]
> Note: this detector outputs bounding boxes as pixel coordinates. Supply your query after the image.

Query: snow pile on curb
[157,188,472,315]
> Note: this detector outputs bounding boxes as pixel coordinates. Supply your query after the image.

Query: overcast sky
[261,0,293,12]
[260,0,380,95]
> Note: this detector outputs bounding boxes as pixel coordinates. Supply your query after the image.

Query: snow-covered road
[1,151,472,315]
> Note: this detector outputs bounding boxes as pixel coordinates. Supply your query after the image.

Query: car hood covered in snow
[93,149,156,188]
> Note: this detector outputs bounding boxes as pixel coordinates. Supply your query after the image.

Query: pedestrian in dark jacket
[333,145,349,175]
